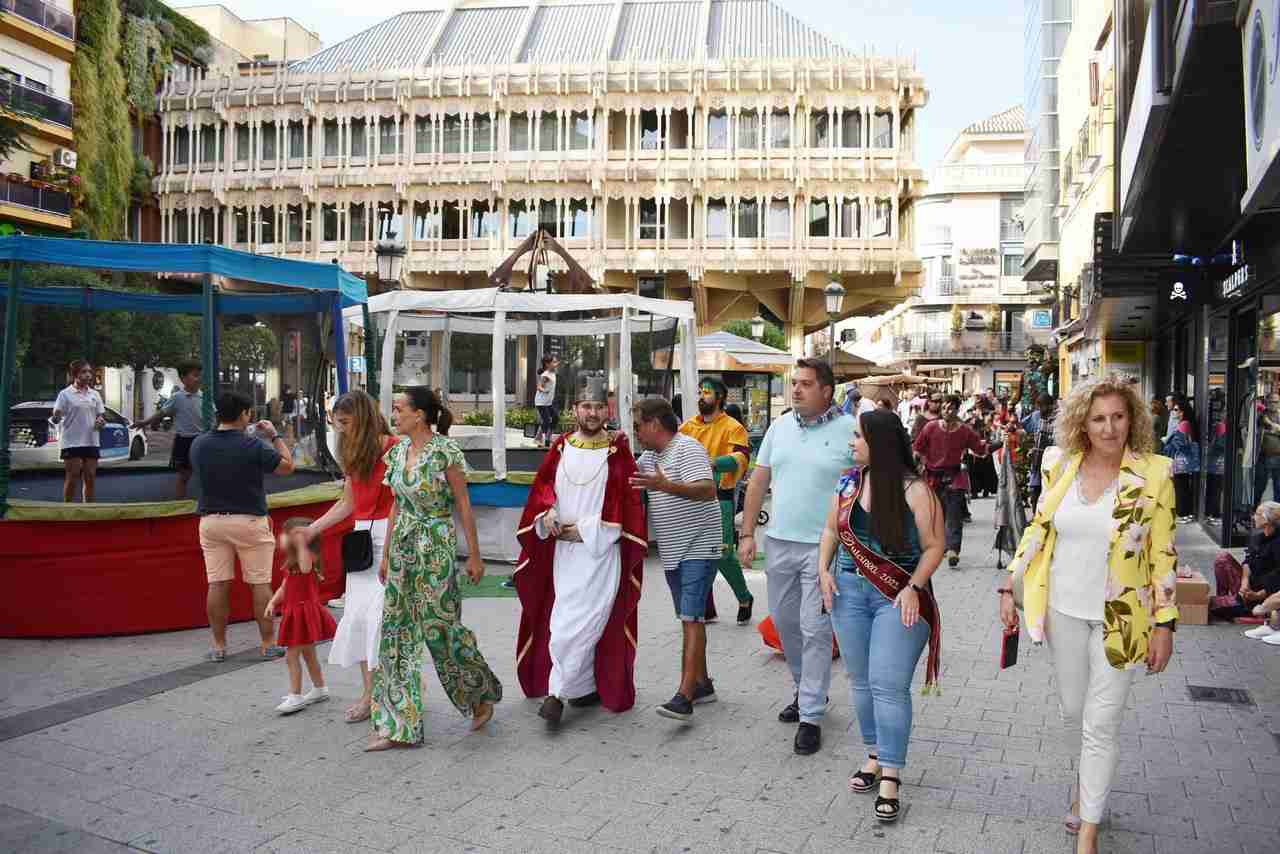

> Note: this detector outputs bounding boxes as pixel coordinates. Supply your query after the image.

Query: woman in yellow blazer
[998,376,1177,854]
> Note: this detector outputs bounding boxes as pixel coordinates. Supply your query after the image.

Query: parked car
[8,401,148,467]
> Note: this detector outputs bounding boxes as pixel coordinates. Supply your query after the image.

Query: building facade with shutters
[153,0,927,353]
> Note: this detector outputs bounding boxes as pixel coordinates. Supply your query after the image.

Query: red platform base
[0,502,351,638]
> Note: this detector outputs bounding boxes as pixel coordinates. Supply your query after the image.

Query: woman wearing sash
[999,377,1176,854]
[818,408,945,824]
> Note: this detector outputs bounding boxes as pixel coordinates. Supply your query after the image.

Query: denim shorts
[664,558,717,622]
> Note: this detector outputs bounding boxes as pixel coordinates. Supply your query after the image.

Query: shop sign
[1222,264,1254,299]
[957,247,999,289]
[1170,282,1189,301]
[1031,309,1053,329]
[1242,0,1280,213]
[348,356,366,374]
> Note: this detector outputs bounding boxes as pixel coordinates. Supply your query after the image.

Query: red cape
[514,432,647,712]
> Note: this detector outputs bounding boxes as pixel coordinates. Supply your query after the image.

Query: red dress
[276,571,337,647]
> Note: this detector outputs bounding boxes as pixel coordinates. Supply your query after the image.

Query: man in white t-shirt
[133,361,204,498]
[533,354,560,446]
[52,359,106,503]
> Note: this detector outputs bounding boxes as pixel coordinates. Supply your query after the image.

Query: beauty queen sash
[836,468,942,694]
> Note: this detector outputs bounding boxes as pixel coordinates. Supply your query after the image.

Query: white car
[8,401,148,467]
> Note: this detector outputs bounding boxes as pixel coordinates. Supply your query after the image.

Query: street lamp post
[374,212,406,287]
[750,314,765,341]
[824,281,846,370]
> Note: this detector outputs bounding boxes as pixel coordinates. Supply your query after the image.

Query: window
[638,199,664,240]
[508,200,534,238]
[737,199,759,239]
[707,110,728,149]
[640,110,660,150]
[378,118,398,155]
[288,121,305,159]
[441,201,461,240]
[738,110,760,149]
[199,125,217,163]
[770,110,791,148]
[1002,253,1023,276]
[261,122,276,161]
[809,110,830,148]
[840,198,861,237]
[473,113,493,152]
[323,120,340,157]
[569,111,591,150]
[174,127,190,165]
[415,117,434,154]
[443,114,463,154]
[566,199,590,237]
[841,109,862,148]
[469,201,497,238]
[808,198,830,238]
[349,203,366,241]
[322,204,338,241]
[198,208,215,241]
[538,199,558,234]
[538,112,559,152]
[510,112,530,151]
[286,204,304,242]
[706,198,728,239]
[767,199,791,239]
[235,124,250,160]
[259,205,275,244]
[350,119,367,157]
[873,111,893,148]
[872,199,891,236]
[233,206,248,242]
[173,210,189,243]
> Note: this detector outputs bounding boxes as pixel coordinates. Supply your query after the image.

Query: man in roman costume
[514,375,647,725]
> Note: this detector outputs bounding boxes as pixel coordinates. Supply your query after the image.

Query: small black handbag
[341,529,374,574]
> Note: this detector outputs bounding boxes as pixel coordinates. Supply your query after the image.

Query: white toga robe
[534,443,622,699]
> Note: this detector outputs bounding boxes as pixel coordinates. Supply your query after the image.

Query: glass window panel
[639,199,664,239]
[233,207,248,242]
[322,204,338,241]
[872,199,892,236]
[738,110,759,149]
[473,114,493,152]
[287,205,303,242]
[510,113,530,151]
[707,110,728,149]
[173,211,189,243]
[509,200,534,238]
[350,119,366,157]
[469,201,496,238]
[706,199,728,239]
[323,120,339,156]
[415,116,434,154]
[840,199,860,237]
[640,111,660,150]
[198,208,215,241]
[538,199,558,233]
[261,123,276,161]
[288,122,305,158]
[809,110,830,147]
[200,126,217,162]
[767,199,790,238]
[350,203,366,240]
[569,111,591,150]
[567,199,590,237]
[808,198,829,237]
[378,118,397,153]
[841,109,862,148]
[235,124,250,160]
[259,206,275,244]
[737,199,759,238]
[1002,253,1023,275]
[174,128,189,165]
[443,114,463,154]
[770,110,791,148]
[441,201,461,239]
[873,111,894,148]
[538,112,559,152]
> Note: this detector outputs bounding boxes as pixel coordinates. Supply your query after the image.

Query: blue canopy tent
[0,235,370,514]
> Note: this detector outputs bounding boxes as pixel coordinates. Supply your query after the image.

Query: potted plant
[949,304,964,344]
[986,305,1003,350]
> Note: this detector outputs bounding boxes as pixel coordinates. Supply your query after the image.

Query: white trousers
[1045,608,1137,824]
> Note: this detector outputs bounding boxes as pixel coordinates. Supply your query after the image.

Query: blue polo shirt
[757,408,855,543]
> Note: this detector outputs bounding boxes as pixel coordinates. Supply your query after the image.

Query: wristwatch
[909,582,924,593]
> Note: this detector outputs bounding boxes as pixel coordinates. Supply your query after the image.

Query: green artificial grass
[459,574,518,599]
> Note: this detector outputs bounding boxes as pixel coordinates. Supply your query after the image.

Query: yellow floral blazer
[1008,445,1179,670]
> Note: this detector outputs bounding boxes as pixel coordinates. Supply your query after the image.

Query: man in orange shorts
[191,390,296,661]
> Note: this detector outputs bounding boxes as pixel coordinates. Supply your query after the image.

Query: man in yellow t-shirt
[680,378,755,625]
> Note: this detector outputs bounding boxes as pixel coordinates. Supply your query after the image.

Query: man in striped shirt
[631,397,723,722]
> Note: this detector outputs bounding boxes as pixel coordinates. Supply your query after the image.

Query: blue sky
[173,0,1024,172]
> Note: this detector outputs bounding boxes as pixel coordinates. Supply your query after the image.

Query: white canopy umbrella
[344,288,700,480]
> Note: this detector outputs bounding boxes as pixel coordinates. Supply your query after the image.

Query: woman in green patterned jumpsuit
[366,387,502,751]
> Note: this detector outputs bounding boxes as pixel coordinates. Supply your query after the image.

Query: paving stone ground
[2,497,1278,853]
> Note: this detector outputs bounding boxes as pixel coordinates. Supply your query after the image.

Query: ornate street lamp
[374,212,406,286]
[750,314,765,341]
[824,280,846,369]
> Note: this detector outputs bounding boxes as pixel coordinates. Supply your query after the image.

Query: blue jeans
[665,558,717,622]
[829,570,930,769]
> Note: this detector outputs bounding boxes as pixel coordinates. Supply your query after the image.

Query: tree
[723,319,786,352]
[72,0,133,239]
[0,116,30,163]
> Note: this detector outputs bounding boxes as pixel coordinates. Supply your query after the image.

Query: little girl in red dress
[265,518,337,714]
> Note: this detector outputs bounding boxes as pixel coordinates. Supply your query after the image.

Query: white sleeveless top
[1048,474,1115,622]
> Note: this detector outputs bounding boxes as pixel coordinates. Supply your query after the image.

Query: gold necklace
[567,431,610,450]
[561,440,610,486]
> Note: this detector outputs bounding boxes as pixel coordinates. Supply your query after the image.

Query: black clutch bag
[1000,621,1020,669]
[341,529,374,574]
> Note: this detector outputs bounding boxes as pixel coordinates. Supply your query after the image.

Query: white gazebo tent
[344,288,700,479]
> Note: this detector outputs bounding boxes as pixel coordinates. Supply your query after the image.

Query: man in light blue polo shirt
[739,357,854,755]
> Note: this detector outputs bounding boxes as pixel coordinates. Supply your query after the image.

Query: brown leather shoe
[538,696,564,725]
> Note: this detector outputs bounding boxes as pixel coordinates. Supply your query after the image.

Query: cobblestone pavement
[1,497,1278,853]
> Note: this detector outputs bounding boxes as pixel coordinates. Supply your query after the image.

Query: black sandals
[875,775,901,823]
[849,754,880,793]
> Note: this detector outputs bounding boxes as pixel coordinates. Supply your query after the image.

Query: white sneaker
[328,598,345,609]
[1263,633,1280,646]
[1244,625,1278,640]
[303,686,330,705]
[276,694,308,714]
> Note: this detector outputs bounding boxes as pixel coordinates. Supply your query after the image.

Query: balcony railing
[0,0,73,39]
[936,275,954,296]
[0,175,70,216]
[892,330,1050,357]
[0,77,72,127]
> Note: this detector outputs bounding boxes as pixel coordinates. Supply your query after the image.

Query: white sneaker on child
[303,686,330,705]
[1244,625,1278,640]
[276,694,308,714]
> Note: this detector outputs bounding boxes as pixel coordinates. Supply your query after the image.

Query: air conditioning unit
[52,148,76,170]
